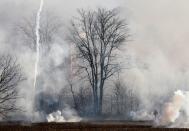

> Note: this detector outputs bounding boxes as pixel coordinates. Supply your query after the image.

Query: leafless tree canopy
[111,80,139,116]
[69,8,129,115]
[15,12,62,51]
[0,55,24,118]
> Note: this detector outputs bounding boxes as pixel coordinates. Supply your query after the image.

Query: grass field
[0,121,188,131]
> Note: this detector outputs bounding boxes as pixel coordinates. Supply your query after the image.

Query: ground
[0,121,188,131]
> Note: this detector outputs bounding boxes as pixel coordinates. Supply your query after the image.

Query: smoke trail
[34,0,44,89]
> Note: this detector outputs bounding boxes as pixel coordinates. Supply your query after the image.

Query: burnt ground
[0,121,188,131]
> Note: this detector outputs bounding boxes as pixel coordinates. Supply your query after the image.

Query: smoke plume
[158,90,189,127]
[47,108,81,122]
[33,0,44,90]
[1,0,189,128]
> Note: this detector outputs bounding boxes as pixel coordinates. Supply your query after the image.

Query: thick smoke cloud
[0,0,189,125]
[121,0,189,111]
[0,0,124,121]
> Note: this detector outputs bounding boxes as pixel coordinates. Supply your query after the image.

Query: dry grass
[0,121,188,131]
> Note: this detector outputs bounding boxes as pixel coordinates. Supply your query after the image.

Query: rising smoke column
[160,90,185,125]
[159,90,189,127]
[34,0,44,89]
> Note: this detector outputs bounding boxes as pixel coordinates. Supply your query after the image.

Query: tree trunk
[98,80,104,115]
[93,84,98,115]
[70,83,78,110]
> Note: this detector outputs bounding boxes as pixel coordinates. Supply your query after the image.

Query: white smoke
[3,1,189,127]
[160,90,184,125]
[47,107,81,122]
[34,0,44,89]
[130,110,154,121]
[47,111,65,122]
[159,90,189,127]
[0,0,121,122]
[130,90,189,127]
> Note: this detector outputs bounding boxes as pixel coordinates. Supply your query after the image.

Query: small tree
[0,55,24,118]
[111,79,139,117]
[68,8,129,115]
[74,87,93,116]
[113,80,126,115]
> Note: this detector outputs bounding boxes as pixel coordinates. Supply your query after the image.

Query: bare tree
[111,79,139,117]
[14,12,66,111]
[0,55,24,118]
[74,86,93,116]
[15,12,62,51]
[68,78,78,111]
[68,8,129,115]
[113,80,125,115]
